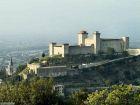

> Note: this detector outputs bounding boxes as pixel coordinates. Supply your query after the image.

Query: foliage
[87,89,108,105]
[16,64,27,74]
[122,51,129,57]
[1,80,140,105]
[66,85,140,105]
[68,88,88,105]
[40,55,64,65]
[28,58,40,64]
[86,85,140,105]
[42,52,46,58]
[0,70,5,79]
[0,78,63,105]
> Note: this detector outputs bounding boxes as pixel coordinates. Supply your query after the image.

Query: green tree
[68,89,88,105]
[122,51,129,57]
[16,64,27,74]
[42,53,46,58]
[133,92,140,105]
[105,85,134,105]
[86,85,140,105]
[86,89,108,105]
[107,47,115,55]
[0,78,64,105]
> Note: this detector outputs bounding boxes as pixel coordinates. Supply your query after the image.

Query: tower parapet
[78,30,88,46]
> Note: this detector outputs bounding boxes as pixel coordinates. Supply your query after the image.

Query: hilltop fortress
[49,31,129,57]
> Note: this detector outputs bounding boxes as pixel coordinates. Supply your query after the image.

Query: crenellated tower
[122,37,129,51]
[49,42,56,57]
[93,31,101,54]
[78,31,88,46]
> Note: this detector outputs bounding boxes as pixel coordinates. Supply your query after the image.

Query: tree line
[0,78,64,105]
[1,78,140,105]
[67,85,140,105]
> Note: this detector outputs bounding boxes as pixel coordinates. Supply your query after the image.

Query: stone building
[19,63,79,80]
[127,49,140,56]
[49,31,129,57]
[37,66,68,77]
[27,63,40,74]
[53,85,65,96]
[6,58,14,76]
[37,67,78,78]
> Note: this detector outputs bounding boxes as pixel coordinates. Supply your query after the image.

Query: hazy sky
[0,0,140,45]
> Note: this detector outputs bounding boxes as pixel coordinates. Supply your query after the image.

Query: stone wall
[85,38,94,46]
[49,31,129,57]
[27,63,40,74]
[69,46,94,55]
[100,39,123,53]
[53,46,64,56]
[127,49,140,56]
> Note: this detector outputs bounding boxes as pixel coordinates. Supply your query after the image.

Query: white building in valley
[6,58,14,76]
[49,31,129,57]
[53,85,65,96]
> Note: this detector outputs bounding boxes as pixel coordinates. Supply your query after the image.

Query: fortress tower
[93,31,101,54]
[78,30,101,54]
[122,37,129,51]
[78,31,88,46]
[49,43,69,57]
[62,44,69,57]
[49,43,56,57]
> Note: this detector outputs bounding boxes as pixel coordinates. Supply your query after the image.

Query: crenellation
[49,31,129,57]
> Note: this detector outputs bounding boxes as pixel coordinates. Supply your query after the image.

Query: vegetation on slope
[68,85,140,105]
[55,59,140,87]
[0,78,64,105]
[1,81,140,105]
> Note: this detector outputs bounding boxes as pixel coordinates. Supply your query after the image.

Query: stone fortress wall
[78,31,129,54]
[49,43,94,57]
[127,49,140,56]
[100,39,123,53]
[69,46,94,55]
[49,30,129,57]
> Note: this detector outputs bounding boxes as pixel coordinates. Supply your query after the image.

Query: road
[79,56,138,69]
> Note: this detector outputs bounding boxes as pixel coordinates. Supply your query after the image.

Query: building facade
[6,58,14,76]
[27,63,40,74]
[53,85,65,96]
[127,49,140,56]
[19,63,79,79]
[49,31,129,57]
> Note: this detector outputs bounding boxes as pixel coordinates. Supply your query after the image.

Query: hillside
[55,59,140,87]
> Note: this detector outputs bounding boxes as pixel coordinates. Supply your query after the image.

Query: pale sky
[0,0,140,45]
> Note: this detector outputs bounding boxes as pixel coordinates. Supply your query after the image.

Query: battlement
[49,31,129,57]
